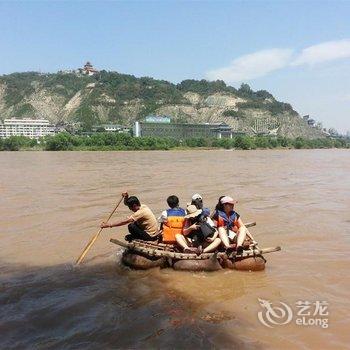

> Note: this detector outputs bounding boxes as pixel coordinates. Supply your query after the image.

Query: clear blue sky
[1,1,349,133]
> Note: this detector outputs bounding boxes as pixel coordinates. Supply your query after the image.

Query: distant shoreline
[1,145,349,153]
[2,147,349,153]
[1,132,349,151]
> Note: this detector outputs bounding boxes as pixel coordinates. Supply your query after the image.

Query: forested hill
[0,70,324,138]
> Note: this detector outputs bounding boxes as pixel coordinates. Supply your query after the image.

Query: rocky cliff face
[0,71,325,138]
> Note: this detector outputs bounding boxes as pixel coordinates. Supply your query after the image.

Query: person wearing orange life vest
[159,195,186,244]
[212,196,254,254]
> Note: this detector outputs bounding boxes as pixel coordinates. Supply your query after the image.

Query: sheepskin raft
[110,238,281,272]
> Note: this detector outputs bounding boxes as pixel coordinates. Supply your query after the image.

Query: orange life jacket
[162,208,186,243]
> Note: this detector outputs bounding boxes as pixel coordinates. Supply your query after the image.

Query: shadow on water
[0,259,263,350]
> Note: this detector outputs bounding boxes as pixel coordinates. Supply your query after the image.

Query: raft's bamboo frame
[110,238,281,260]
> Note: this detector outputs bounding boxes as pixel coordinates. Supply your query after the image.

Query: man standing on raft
[101,192,159,242]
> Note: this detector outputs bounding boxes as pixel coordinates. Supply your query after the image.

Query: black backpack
[199,221,216,239]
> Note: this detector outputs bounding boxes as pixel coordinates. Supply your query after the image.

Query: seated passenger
[159,195,186,244]
[191,193,210,217]
[212,196,248,254]
[211,196,225,220]
[101,192,158,242]
[176,204,221,254]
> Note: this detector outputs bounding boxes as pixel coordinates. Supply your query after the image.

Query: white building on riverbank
[0,118,56,139]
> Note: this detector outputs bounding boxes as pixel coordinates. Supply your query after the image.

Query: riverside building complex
[133,120,236,139]
[0,118,56,139]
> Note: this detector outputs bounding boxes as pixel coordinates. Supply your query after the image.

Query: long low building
[91,124,130,133]
[0,118,56,139]
[133,121,235,139]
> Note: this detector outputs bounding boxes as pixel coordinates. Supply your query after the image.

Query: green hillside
[0,70,324,138]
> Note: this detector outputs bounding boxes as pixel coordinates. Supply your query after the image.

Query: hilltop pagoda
[81,61,98,76]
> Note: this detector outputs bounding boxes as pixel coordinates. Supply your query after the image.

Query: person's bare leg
[175,234,198,253]
[218,227,231,248]
[237,228,247,248]
[203,237,221,253]
[175,234,189,250]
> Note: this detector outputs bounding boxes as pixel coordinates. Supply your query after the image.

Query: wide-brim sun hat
[220,196,238,205]
[185,204,202,218]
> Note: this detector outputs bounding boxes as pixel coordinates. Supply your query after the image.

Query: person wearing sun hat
[190,193,211,217]
[212,195,250,254]
[175,204,221,254]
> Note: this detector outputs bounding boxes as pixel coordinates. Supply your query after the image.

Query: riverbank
[1,132,349,151]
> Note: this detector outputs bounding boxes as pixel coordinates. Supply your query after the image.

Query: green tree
[255,90,273,100]
[237,83,254,99]
[223,109,244,118]
[268,137,278,148]
[294,137,305,149]
[234,135,255,150]
[277,136,290,147]
[212,138,234,149]
[254,136,269,148]
[177,79,230,94]
[45,133,74,151]
[3,136,27,151]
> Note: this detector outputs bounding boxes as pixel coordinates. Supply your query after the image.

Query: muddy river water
[1,149,349,349]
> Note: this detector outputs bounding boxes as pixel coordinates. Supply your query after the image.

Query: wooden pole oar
[245,221,256,228]
[75,195,124,265]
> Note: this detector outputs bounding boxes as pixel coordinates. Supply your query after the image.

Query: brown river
[1,149,349,349]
